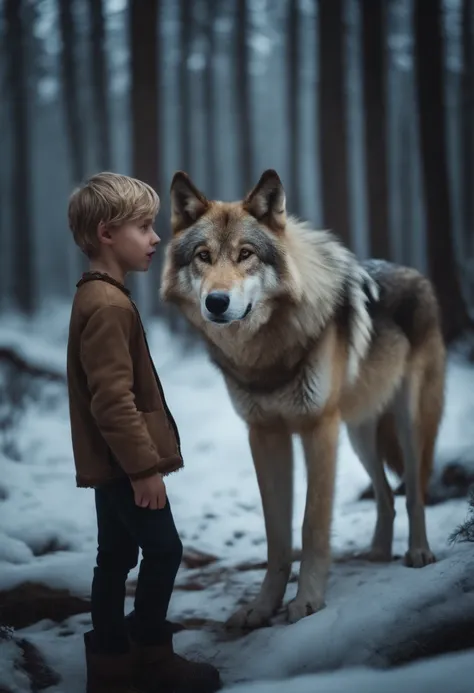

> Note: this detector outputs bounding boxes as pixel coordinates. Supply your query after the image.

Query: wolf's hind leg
[392,378,436,567]
[348,419,395,561]
[226,425,293,630]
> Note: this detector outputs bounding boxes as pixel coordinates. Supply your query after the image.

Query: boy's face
[99,217,160,273]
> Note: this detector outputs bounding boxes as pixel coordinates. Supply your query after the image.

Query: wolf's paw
[287,595,326,624]
[225,601,276,631]
[404,547,436,568]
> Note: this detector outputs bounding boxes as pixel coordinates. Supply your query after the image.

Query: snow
[0,300,474,692]
[223,649,474,693]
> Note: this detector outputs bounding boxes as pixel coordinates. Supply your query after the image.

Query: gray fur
[161,170,446,629]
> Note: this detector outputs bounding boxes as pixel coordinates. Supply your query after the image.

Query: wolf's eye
[238,248,253,262]
[196,250,211,263]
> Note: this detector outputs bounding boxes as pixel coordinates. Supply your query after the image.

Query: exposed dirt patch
[29,537,71,558]
[0,582,90,630]
[16,637,61,692]
[182,548,219,569]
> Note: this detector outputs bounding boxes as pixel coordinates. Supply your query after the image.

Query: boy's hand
[131,473,167,510]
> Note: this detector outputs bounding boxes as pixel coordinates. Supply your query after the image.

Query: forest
[0,2,474,692]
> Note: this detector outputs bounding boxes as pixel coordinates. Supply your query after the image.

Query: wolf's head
[161,169,302,330]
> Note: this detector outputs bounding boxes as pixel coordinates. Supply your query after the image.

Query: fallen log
[359,460,474,506]
[0,347,65,383]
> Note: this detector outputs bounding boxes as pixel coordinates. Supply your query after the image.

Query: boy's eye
[238,248,253,262]
[196,250,211,263]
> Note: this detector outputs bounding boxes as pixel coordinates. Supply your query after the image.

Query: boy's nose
[152,231,161,245]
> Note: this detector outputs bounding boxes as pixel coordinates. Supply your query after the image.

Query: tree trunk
[5,0,35,314]
[130,0,161,314]
[287,0,300,215]
[236,0,253,194]
[413,0,472,343]
[204,0,218,197]
[58,0,86,184]
[361,0,390,260]
[179,0,192,174]
[461,0,474,259]
[318,0,351,248]
[399,103,412,265]
[88,0,111,170]
[130,0,160,193]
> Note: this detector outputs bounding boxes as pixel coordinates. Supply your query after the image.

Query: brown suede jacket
[67,271,183,488]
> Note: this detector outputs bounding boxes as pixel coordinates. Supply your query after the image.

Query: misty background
[1,0,473,343]
[2,2,474,691]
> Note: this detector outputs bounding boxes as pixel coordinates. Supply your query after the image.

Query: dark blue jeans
[91,477,183,654]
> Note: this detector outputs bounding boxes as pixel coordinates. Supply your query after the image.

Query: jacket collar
[76,271,131,297]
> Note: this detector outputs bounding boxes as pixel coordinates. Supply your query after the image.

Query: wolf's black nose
[205,292,230,315]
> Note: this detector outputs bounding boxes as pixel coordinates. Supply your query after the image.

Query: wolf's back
[361,258,442,348]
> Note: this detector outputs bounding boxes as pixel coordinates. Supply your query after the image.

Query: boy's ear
[170,171,209,233]
[243,169,286,233]
[96,220,113,245]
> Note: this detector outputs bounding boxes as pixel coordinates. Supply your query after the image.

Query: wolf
[160,169,446,629]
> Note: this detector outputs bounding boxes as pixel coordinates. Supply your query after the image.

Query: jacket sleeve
[79,304,162,480]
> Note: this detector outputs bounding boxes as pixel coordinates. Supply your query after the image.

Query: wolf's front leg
[287,413,339,624]
[226,425,293,630]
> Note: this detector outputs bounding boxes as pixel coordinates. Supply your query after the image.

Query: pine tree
[449,488,474,544]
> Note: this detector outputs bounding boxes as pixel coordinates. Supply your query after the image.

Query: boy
[66,172,222,693]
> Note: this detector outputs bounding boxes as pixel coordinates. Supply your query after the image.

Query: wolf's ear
[170,171,209,233]
[243,169,286,232]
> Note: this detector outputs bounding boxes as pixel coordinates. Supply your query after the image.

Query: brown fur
[160,169,447,628]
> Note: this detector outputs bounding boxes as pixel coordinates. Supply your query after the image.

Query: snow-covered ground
[0,301,474,692]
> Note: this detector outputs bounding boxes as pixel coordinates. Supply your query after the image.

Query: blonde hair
[68,172,160,256]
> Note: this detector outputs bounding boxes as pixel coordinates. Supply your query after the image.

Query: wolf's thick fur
[161,169,446,629]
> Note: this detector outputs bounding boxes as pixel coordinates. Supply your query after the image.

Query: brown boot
[130,638,222,693]
[84,630,140,693]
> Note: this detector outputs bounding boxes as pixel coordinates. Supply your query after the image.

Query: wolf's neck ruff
[201,269,377,397]
[205,332,322,395]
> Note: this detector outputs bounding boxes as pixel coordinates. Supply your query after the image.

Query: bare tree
[130,0,161,313]
[130,0,160,193]
[179,0,192,174]
[5,0,34,313]
[58,0,86,184]
[361,0,390,260]
[318,0,351,248]
[413,0,472,343]
[204,0,218,197]
[236,0,253,194]
[287,0,300,215]
[88,0,111,170]
[461,0,474,259]
[398,99,412,264]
